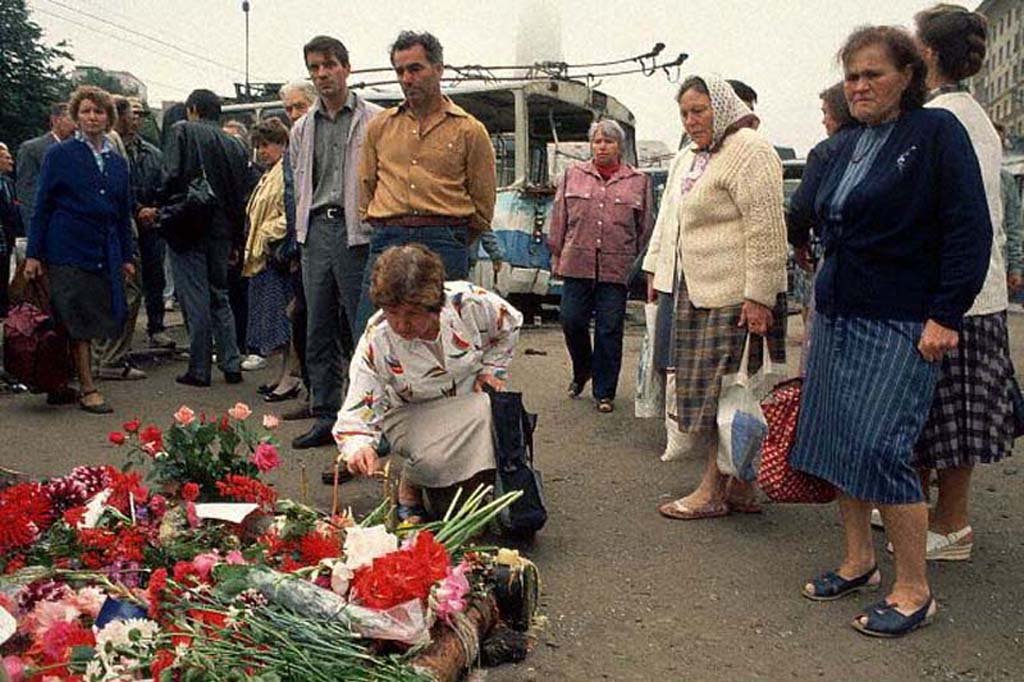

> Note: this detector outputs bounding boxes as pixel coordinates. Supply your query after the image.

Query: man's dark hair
[112,95,132,119]
[390,31,444,66]
[184,89,221,120]
[303,35,350,68]
[727,79,758,108]
[49,102,69,119]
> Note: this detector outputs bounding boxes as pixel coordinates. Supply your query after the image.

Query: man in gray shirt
[289,35,382,449]
[16,103,75,227]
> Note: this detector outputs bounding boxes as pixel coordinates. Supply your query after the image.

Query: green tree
[0,0,74,149]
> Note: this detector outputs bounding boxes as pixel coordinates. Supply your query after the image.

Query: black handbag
[485,386,547,536]
[159,134,217,251]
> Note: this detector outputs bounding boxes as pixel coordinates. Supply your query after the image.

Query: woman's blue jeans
[559,277,628,401]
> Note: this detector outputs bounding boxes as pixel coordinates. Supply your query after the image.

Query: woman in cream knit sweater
[645,73,787,521]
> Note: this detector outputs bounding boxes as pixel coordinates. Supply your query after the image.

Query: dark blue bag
[486,387,546,537]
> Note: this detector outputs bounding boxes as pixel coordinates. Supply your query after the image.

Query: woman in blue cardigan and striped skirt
[24,86,135,414]
[788,27,991,637]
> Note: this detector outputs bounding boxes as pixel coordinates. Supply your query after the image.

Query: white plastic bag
[661,371,714,462]
[716,336,785,481]
[635,302,665,419]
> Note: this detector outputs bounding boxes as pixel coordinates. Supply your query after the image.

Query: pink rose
[250,443,281,473]
[262,414,280,430]
[228,402,252,421]
[192,552,220,580]
[174,405,195,426]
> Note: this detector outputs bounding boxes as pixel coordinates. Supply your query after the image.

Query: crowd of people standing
[1,3,1023,642]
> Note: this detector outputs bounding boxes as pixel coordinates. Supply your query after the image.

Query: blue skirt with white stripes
[789,314,940,504]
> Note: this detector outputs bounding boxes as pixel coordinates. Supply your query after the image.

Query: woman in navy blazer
[25,86,134,414]
[787,27,990,637]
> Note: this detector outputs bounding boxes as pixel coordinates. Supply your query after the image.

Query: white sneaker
[241,354,268,371]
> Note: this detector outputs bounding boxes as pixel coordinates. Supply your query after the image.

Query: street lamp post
[242,1,251,100]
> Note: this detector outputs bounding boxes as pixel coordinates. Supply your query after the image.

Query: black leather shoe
[176,373,211,387]
[224,371,244,384]
[292,422,335,449]
[257,382,278,395]
[264,385,301,403]
[567,375,590,398]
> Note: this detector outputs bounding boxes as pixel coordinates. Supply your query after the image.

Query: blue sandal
[802,566,880,601]
[852,596,936,638]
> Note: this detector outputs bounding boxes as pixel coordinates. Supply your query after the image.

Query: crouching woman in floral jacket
[334,244,523,522]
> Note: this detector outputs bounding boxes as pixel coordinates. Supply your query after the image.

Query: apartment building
[971,0,1024,138]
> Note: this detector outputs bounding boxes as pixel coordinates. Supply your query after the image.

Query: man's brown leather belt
[372,215,470,228]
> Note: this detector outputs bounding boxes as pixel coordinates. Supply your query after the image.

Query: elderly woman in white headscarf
[649,73,788,521]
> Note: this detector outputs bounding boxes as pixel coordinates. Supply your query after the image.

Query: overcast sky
[27,0,960,156]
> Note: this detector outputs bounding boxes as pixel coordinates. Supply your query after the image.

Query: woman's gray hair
[0,142,8,152]
[588,119,625,144]
[278,80,317,104]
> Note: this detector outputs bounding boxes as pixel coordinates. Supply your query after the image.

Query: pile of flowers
[0,404,526,681]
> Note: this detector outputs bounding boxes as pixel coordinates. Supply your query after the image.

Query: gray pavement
[1,308,1022,680]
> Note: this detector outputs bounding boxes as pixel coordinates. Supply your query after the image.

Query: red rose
[181,482,200,502]
[139,424,162,444]
[122,418,141,433]
[108,432,126,446]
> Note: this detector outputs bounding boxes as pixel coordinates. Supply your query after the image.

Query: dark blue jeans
[355,225,469,336]
[559,277,628,401]
[137,228,167,334]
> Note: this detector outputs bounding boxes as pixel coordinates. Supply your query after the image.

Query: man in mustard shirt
[356,30,497,333]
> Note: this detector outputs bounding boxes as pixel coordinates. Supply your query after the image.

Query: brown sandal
[658,499,730,520]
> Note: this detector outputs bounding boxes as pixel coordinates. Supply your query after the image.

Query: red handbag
[757,378,838,504]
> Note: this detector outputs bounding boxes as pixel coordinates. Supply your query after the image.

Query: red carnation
[122,418,141,433]
[147,567,169,619]
[62,506,86,527]
[151,649,177,679]
[108,431,126,446]
[298,530,341,566]
[181,482,200,502]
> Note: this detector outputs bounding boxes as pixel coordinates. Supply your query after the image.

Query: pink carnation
[434,561,471,625]
[250,443,281,473]
[228,402,252,421]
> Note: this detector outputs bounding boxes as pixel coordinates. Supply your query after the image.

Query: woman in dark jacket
[548,119,653,413]
[24,86,134,414]
[788,27,991,637]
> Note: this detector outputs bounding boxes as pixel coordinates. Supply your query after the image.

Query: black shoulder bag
[159,130,217,251]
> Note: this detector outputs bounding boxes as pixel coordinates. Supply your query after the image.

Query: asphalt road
[1,308,1022,681]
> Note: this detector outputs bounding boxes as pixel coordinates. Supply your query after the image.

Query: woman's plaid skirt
[671,281,786,433]
[913,311,1015,470]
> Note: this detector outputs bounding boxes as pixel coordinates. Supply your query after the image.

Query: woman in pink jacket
[548,120,653,413]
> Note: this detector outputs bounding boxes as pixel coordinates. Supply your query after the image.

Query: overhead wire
[31,6,236,80]
[38,0,257,80]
